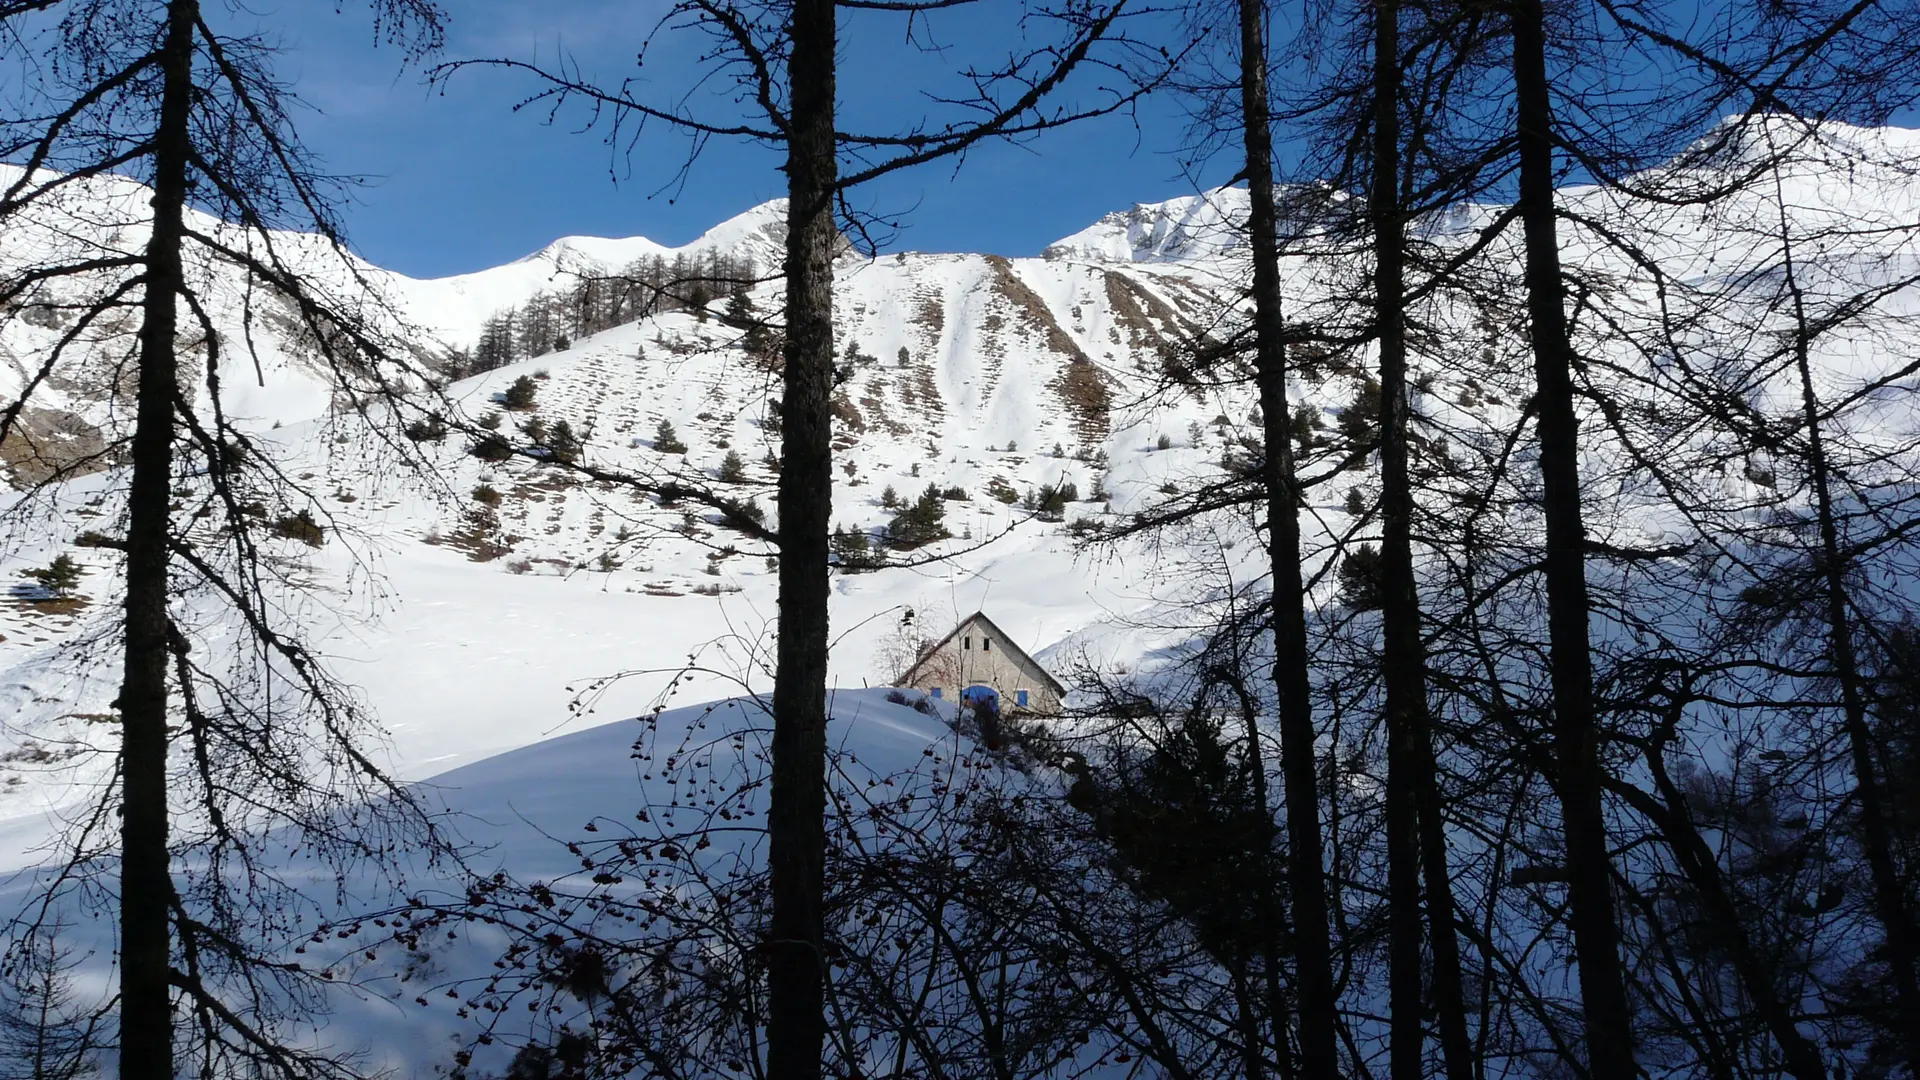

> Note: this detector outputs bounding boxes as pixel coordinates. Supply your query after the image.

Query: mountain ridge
[5,115,1919,797]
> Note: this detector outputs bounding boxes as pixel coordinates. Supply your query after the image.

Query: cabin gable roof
[899,610,1068,697]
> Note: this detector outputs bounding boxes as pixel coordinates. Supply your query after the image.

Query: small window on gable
[983,638,991,652]
[963,635,971,650]
[931,687,943,699]
[1016,689,1028,707]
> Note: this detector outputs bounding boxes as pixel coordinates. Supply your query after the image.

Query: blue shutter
[930,687,942,700]
[1017,690,1028,707]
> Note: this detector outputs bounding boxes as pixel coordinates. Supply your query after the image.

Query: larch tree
[1363,1,1475,1076]
[1232,1,1340,1077]
[1506,0,1639,1068]
[0,1,449,1076]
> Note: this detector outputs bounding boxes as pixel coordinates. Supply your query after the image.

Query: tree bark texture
[1239,1,1342,1076]
[1508,3,1637,1074]
[1369,5,1475,1078]
[1370,8,1477,1078]
[766,0,837,1076]
[1373,2,1425,1073]
[120,2,197,1077]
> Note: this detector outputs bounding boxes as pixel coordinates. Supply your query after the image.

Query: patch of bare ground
[830,391,868,436]
[858,376,912,437]
[425,509,516,562]
[899,287,948,418]
[2,407,113,487]
[2,739,86,767]
[976,306,1007,376]
[1158,276,1215,317]
[980,257,1116,439]
[984,256,1093,365]
[1103,273,1165,351]
[897,349,944,418]
[1053,359,1113,442]
[510,473,577,500]
[3,722,106,791]
[1106,271,1208,351]
[911,289,946,344]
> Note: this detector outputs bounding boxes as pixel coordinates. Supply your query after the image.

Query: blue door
[961,685,999,710]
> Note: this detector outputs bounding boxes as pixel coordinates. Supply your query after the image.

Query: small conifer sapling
[653,419,688,455]
[547,420,583,464]
[27,554,82,598]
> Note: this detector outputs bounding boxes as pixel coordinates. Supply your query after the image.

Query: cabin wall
[904,619,1060,714]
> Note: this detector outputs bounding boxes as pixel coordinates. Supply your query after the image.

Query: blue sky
[272,0,1232,278]
[231,1,1920,280]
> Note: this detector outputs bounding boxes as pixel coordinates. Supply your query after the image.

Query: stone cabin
[898,611,1067,715]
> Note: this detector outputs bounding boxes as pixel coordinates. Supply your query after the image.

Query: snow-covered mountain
[379,199,791,346]
[0,164,790,465]
[3,117,1919,1077]
[6,120,1920,784]
[0,161,1268,804]
[6,117,1920,783]
[1042,186,1252,263]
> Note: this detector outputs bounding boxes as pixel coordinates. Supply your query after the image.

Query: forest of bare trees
[3,0,1920,1077]
[466,250,761,374]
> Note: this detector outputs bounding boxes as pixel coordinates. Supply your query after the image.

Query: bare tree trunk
[1372,3,1424,1075]
[1778,214,1920,1071]
[1238,1,1340,1076]
[1369,4,1474,1077]
[1414,741,1475,1080]
[118,3,196,1077]
[1508,2,1636,1073]
[1229,672,1293,1080]
[766,0,836,1075]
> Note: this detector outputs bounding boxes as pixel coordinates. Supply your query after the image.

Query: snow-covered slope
[6,120,1920,799]
[0,207,1268,833]
[0,688,994,1077]
[2,116,1919,1075]
[1043,186,1251,263]
[0,165,787,468]
[0,163,418,449]
[0,253,1233,763]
